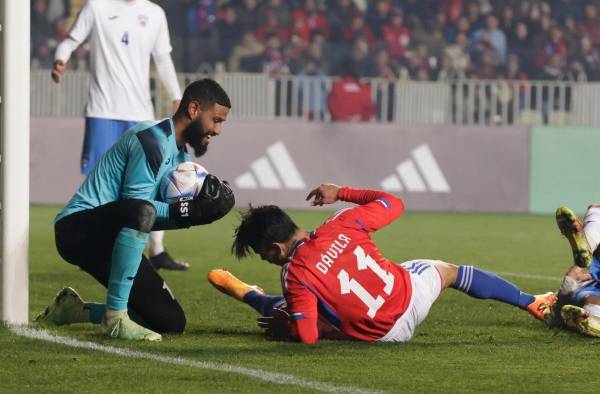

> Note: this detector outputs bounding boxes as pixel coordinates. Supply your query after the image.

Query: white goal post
[0,0,30,324]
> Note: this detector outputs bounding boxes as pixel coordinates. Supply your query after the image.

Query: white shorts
[584,205,600,252]
[377,260,443,343]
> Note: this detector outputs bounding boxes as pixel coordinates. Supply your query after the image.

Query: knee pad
[124,199,157,233]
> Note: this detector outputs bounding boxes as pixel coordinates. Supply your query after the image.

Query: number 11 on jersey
[337,246,395,318]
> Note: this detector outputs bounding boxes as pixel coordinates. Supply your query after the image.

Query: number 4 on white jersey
[337,246,395,318]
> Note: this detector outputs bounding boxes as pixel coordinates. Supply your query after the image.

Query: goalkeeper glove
[169,174,235,228]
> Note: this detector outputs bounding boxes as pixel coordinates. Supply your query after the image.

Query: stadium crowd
[31,0,600,82]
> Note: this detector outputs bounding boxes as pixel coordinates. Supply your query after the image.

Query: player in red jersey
[228,184,556,344]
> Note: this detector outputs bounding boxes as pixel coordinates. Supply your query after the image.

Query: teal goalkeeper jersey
[56,118,189,224]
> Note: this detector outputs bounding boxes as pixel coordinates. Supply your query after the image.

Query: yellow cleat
[555,206,592,268]
[35,287,85,326]
[560,304,600,337]
[527,292,557,321]
[101,310,162,341]
[207,269,264,302]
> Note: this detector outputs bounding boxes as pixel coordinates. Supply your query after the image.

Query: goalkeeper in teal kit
[36,79,234,341]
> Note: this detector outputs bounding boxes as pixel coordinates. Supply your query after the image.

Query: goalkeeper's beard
[183,120,209,157]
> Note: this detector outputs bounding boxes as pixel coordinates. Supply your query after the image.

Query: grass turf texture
[2,205,599,393]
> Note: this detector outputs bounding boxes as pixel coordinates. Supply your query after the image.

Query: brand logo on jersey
[108,15,119,20]
[165,158,171,165]
[380,144,450,193]
[138,14,148,27]
[235,141,305,190]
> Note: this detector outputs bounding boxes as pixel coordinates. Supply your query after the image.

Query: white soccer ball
[159,162,209,203]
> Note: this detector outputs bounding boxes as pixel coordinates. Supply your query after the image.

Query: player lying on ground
[547,205,600,337]
[35,79,234,341]
[211,184,555,344]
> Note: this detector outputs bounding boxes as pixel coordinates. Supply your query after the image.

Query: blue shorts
[81,117,138,175]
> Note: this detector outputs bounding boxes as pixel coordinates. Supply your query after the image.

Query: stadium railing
[30,70,600,126]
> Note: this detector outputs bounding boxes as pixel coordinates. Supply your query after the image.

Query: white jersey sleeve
[151,8,172,56]
[54,0,94,63]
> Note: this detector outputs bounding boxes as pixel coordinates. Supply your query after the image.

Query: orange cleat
[207,269,264,302]
[527,292,558,321]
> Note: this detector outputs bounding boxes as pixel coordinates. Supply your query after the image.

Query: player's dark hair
[232,205,298,259]
[180,78,231,111]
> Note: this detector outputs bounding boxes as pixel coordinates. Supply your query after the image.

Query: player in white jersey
[52,0,187,270]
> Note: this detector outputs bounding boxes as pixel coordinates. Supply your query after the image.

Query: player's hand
[169,175,235,227]
[257,307,292,340]
[306,183,340,206]
[172,99,181,114]
[51,60,66,83]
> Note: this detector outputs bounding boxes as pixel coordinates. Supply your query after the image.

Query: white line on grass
[10,325,378,394]
[497,272,562,282]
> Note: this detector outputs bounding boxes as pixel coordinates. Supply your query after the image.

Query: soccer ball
[159,162,209,203]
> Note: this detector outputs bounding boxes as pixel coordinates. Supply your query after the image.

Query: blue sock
[106,228,149,311]
[242,291,286,317]
[86,303,105,324]
[453,265,535,308]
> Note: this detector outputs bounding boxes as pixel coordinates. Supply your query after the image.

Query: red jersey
[282,187,410,343]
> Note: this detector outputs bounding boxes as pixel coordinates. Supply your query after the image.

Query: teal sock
[86,303,105,324]
[106,227,149,311]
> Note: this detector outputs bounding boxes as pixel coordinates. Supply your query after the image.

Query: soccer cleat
[149,251,190,271]
[526,292,558,321]
[35,287,85,326]
[101,311,162,341]
[560,304,600,337]
[555,206,592,268]
[207,269,264,302]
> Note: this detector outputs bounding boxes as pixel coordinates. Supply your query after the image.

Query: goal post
[0,0,30,324]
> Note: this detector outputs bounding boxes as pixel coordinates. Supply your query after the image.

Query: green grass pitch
[2,205,599,393]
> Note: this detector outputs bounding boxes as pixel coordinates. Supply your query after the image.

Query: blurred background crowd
[31,0,600,82]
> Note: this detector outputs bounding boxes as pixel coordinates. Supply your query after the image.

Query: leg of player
[555,206,593,268]
[560,295,600,337]
[147,230,191,271]
[207,269,285,317]
[432,261,556,320]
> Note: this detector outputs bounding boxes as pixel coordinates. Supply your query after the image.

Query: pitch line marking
[497,272,562,282]
[9,326,379,394]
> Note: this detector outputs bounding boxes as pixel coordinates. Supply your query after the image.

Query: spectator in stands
[441,31,471,79]
[185,0,219,71]
[286,33,309,74]
[366,0,393,40]
[327,63,375,122]
[297,56,327,120]
[47,0,70,25]
[577,3,600,47]
[31,0,56,69]
[228,31,265,72]
[471,15,507,65]
[327,0,360,43]
[465,0,485,35]
[374,48,398,80]
[255,10,289,43]
[263,33,289,77]
[382,8,411,62]
[349,36,377,77]
[344,14,376,47]
[577,35,600,81]
[216,5,243,63]
[538,26,568,69]
[509,21,535,76]
[237,0,261,33]
[259,0,292,30]
[292,0,329,39]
